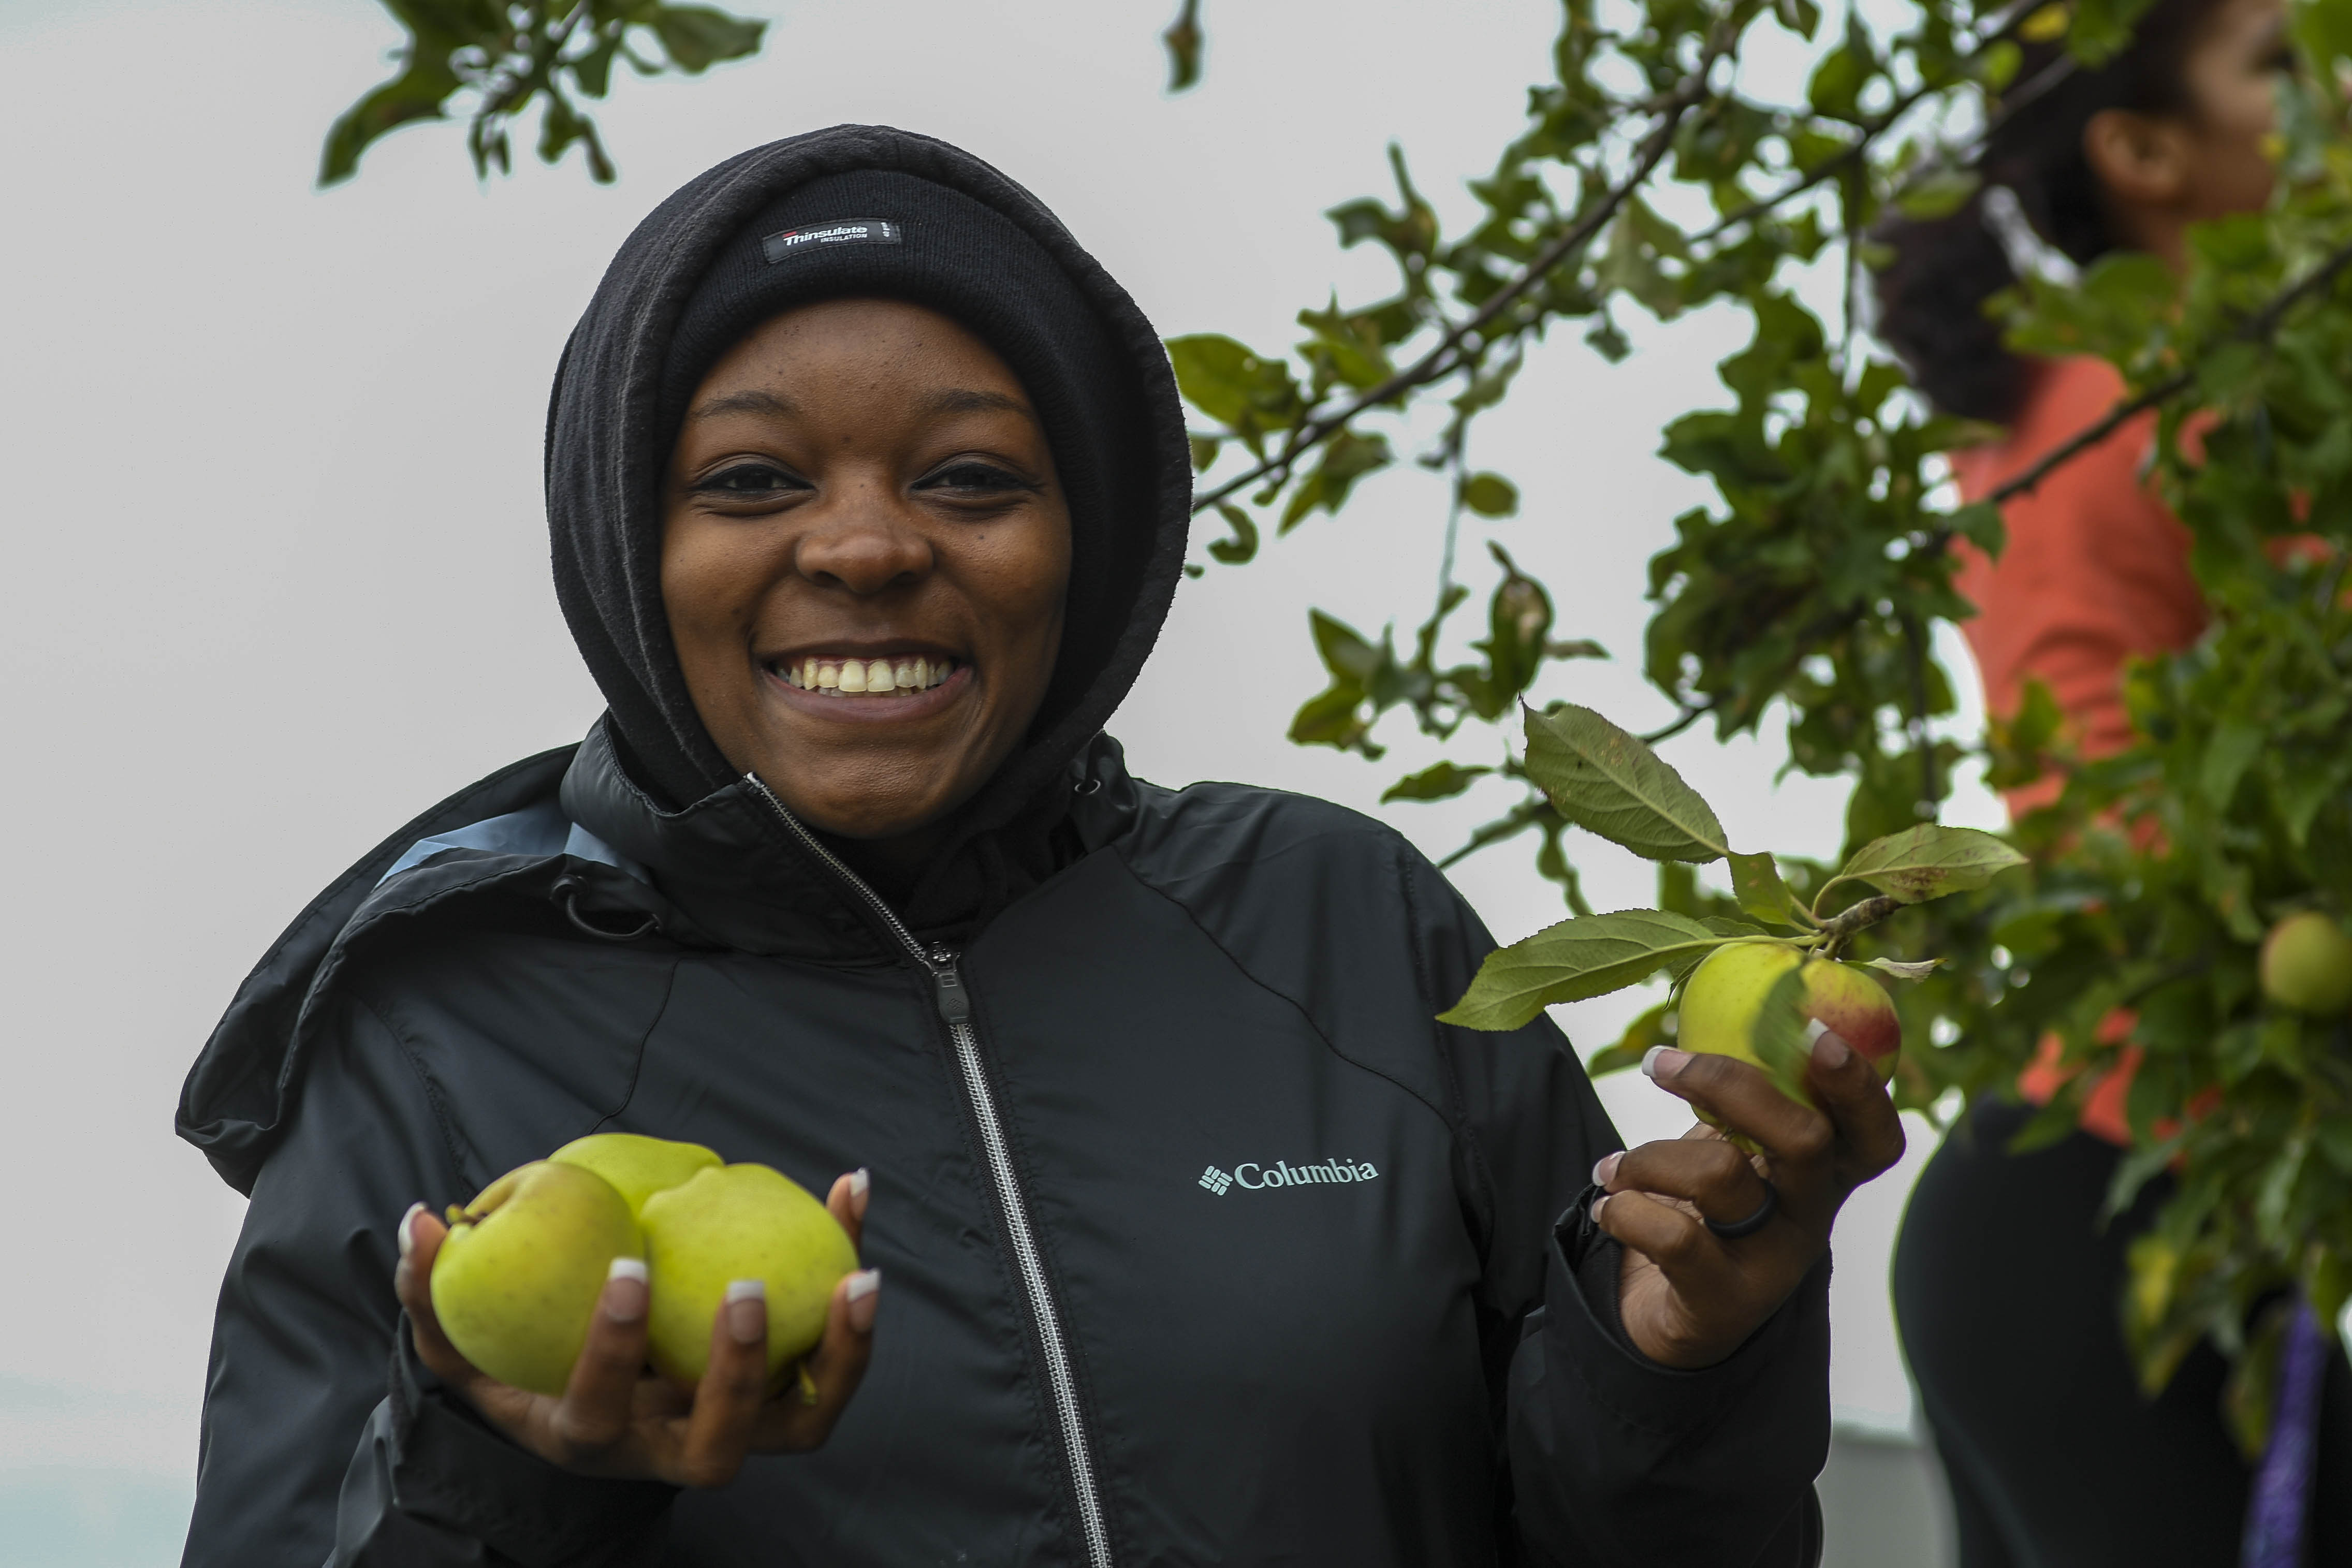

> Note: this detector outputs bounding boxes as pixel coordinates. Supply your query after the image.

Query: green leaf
[1460,472,1520,518]
[1895,168,1982,221]
[1746,962,1815,1095]
[1308,609,1379,681]
[319,49,460,187]
[1296,299,1395,390]
[1951,501,2007,556]
[2102,1129,2190,1225]
[1381,761,1492,803]
[1588,999,1675,1076]
[1165,334,1299,433]
[1279,430,1391,532]
[1727,850,1805,928]
[2224,1305,2290,1463]
[1979,38,2023,90]
[1161,0,1203,92]
[1821,824,2028,905]
[1865,956,1945,982]
[2201,720,2263,808]
[569,34,621,98]
[1205,503,1259,565]
[1465,545,1553,715]
[1522,704,1732,862]
[1805,43,1867,119]
[1438,910,1727,1031]
[647,5,766,72]
[1287,683,1369,750]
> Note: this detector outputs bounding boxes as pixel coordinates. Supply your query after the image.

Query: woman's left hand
[1590,1029,1906,1369]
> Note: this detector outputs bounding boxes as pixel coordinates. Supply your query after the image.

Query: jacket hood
[547,124,1191,893]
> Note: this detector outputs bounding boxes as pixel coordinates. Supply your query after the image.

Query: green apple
[1677,942,1901,1102]
[2260,912,2352,1016]
[640,1163,859,1386]
[429,1160,642,1396]
[549,1132,722,1217]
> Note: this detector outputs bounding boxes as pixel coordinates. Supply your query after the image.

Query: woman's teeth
[779,656,956,696]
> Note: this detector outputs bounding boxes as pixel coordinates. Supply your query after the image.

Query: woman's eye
[920,462,1034,495]
[699,462,805,495]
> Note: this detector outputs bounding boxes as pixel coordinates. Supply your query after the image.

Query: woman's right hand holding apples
[391,1170,879,1487]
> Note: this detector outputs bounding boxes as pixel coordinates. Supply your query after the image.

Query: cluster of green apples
[429,1133,859,1397]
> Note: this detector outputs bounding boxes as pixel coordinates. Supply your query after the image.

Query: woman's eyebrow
[691,389,800,421]
[923,388,1033,419]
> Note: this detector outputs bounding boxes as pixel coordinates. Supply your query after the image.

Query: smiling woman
[174,124,1902,1568]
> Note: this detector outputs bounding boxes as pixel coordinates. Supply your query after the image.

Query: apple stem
[1818,895,1903,961]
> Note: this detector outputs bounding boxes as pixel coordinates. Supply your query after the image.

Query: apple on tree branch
[1439,704,2024,1109]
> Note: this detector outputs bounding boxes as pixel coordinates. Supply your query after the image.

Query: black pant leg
[2311,1326,2352,1564]
[1924,1391,2020,1568]
[1893,1098,2252,1568]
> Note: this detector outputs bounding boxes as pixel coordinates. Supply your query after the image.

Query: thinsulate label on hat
[762,219,903,262]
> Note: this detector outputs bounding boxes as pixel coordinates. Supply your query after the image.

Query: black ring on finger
[1704,1179,1778,1240]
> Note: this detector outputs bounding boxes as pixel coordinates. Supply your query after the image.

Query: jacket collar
[559,718,1137,961]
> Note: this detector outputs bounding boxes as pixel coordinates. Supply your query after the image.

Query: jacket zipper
[744,776,1116,1568]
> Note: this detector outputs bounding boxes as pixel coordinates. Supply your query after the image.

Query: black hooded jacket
[177,126,1831,1567]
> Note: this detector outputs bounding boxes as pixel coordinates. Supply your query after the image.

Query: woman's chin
[785,794,960,846]
[746,755,982,846]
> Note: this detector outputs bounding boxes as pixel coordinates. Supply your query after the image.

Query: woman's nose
[792,486,935,594]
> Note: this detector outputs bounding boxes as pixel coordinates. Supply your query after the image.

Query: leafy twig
[1189,25,1735,518]
[1981,227,2352,511]
[1816,893,1903,959]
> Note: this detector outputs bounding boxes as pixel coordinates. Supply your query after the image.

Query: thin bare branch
[1640,700,1716,744]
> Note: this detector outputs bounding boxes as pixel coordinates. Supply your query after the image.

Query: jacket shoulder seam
[1107,841,1457,1140]
[1395,842,1502,1258]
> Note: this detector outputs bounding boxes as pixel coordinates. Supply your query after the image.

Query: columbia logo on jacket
[1199,1158,1380,1195]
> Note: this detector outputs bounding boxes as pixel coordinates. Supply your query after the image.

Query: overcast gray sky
[0,0,1997,1555]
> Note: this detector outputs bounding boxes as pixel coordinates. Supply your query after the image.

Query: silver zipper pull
[928,947,972,1025]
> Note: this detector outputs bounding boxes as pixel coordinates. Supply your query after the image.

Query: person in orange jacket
[1873,0,2352,1561]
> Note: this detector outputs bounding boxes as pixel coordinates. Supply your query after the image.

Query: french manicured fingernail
[849,1167,871,1215]
[1589,1194,1611,1226]
[844,1269,881,1334]
[1641,1046,1689,1080]
[398,1202,426,1261]
[1591,1152,1622,1188]
[725,1279,767,1344]
[1811,1026,1852,1067]
[604,1256,648,1323]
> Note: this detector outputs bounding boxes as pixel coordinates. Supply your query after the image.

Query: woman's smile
[768,650,960,696]
[762,650,973,719]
